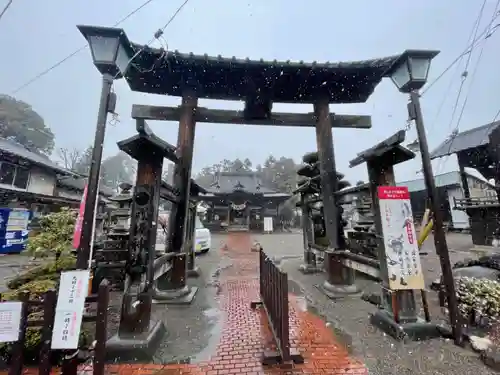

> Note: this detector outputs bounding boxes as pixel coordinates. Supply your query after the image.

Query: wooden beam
[132,105,371,129]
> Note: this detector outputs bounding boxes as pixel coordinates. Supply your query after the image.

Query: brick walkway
[14,233,367,375]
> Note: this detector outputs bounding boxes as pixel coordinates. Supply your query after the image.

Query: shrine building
[198,171,290,232]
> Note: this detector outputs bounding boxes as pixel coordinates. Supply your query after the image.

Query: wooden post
[299,193,317,273]
[186,202,200,277]
[313,99,339,249]
[93,279,110,375]
[39,290,57,375]
[314,100,356,289]
[167,92,198,257]
[9,292,29,375]
[121,137,163,333]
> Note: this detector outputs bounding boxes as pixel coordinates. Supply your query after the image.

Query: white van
[194,216,211,253]
[156,213,211,254]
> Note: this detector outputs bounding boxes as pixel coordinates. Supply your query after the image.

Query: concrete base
[361,292,381,306]
[317,280,362,299]
[298,263,322,274]
[370,309,443,341]
[105,320,166,362]
[482,347,500,371]
[186,266,201,278]
[153,285,198,305]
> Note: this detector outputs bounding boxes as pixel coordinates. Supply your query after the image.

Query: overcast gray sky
[1,0,499,183]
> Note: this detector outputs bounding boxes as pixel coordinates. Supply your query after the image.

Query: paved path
[103,232,367,374]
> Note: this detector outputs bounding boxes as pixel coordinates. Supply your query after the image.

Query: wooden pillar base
[106,320,166,362]
[318,251,361,298]
[299,250,320,274]
[370,309,442,341]
[153,254,198,304]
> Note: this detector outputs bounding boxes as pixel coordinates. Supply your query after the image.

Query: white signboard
[51,270,90,349]
[264,217,273,233]
[378,186,424,290]
[0,302,23,342]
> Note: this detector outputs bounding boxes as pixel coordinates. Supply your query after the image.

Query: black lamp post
[75,25,132,269]
[387,50,463,345]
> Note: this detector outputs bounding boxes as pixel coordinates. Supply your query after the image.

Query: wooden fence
[251,249,303,365]
[3,279,110,375]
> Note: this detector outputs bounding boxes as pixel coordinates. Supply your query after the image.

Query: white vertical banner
[378,186,424,291]
[264,217,273,233]
[51,270,90,349]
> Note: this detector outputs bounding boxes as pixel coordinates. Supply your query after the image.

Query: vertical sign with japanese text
[378,186,424,290]
[51,270,90,349]
[0,302,23,343]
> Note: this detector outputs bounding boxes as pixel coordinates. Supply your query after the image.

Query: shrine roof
[430,121,500,160]
[202,171,281,195]
[118,30,410,103]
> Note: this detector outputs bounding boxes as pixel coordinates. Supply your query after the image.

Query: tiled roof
[397,169,493,192]
[57,176,116,197]
[0,138,71,175]
[204,172,277,194]
[430,121,500,159]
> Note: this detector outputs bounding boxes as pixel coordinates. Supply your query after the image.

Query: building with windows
[0,138,113,215]
[397,169,496,230]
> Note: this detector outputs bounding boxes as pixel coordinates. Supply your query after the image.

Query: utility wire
[6,0,192,142]
[0,0,13,22]
[437,0,500,172]
[115,0,191,79]
[421,7,500,97]
[10,0,158,95]
[434,1,493,175]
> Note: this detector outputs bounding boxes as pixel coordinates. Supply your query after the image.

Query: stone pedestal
[370,309,442,341]
[106,320,166,362]
[299,250,321,274]
[153,253,198,305]
[318,251,361,298]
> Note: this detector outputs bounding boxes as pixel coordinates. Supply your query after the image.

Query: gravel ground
[256,232,498,375]
[104,234,227,364]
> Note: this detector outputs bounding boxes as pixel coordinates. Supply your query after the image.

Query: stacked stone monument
[92,183,133,291]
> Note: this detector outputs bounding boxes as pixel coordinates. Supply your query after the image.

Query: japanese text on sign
[51,270,89,349]
[377,186,424,291]
[0,302,22,343]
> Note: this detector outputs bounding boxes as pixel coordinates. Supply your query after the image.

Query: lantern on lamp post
[386,50,463,345]
[75,25,132,269]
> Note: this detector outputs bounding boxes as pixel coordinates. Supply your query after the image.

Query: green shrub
[27,208,76,258]
[7,255,76,290]
[2,279,57,301]
[456,277,500,324]
[0,207,90,364]
[0,277,92,364]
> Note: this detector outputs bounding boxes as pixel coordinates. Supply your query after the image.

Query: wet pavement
[100,232,368,374]
[270,232,498,375]
[9,231,489,374]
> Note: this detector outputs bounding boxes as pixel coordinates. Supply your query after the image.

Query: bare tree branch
[57,147,81,171]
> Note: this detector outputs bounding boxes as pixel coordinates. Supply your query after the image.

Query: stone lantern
[92,183,133,290]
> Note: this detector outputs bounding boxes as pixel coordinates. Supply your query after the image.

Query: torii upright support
[350,131,441,341]
[313,101,359,296]
[165,92,198,286]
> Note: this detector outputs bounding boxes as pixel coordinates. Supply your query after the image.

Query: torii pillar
[314,99,359,296]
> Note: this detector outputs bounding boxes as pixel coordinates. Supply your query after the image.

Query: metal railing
[454,196,499,209]
[251,249,303,365]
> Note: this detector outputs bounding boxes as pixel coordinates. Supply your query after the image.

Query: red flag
[72,184,87,249]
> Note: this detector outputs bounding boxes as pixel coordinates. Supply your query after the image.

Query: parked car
[156,213,211,254]
[194,216,211,253]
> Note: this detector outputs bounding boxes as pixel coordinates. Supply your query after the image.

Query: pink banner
[72,184,88,249]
